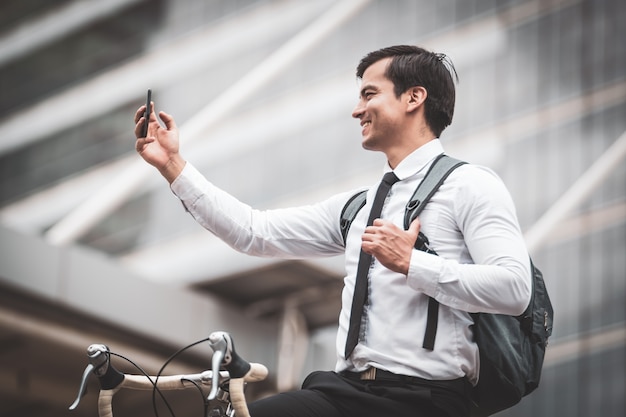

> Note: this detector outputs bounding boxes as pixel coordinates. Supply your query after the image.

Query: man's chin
[361,138,380,151]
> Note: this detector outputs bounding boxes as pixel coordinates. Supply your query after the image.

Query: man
[134,45,531,417]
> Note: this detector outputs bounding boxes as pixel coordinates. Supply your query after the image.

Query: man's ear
[406,86,427,112]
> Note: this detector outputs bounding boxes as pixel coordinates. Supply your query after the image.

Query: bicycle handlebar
[69,331,268,417]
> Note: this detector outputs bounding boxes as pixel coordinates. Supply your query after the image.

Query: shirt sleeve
[405,166,532,316]
[170,162,349,258]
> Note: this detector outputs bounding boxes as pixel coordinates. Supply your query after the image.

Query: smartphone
[142,89,152,137]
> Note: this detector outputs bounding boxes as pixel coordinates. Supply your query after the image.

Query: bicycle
[69,331,268,417]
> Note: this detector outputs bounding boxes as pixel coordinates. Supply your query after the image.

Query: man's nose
[352,102,364,119]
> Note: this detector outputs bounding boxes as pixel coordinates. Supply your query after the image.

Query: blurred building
[0,0,624,416]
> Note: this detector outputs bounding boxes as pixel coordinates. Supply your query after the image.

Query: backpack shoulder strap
[340,189,367,246]
[404,154,467,229]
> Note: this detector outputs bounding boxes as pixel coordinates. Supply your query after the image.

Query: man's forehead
[358,59,393,94]
[361,57,391,81]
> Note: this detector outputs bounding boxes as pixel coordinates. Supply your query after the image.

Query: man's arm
[362,166,532,316]
[406,166,532,315]
[133,105,350,258]
[170,162,351,258]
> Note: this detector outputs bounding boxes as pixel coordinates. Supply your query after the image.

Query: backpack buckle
[415,232,437,255]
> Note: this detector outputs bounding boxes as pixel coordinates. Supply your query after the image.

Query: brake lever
[69,344,124,410]
[69,363,95,410]
[207,331,230,400]
[207,331,252,401]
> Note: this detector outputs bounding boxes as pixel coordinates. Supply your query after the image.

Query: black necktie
[345,171,400,358]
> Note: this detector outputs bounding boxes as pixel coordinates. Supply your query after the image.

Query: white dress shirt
[170,139,532,385]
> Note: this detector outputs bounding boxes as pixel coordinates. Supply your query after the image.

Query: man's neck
[386,136,436,169]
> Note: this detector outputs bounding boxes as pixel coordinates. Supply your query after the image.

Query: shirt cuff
[170,162,205,211]
[406,249,442,297]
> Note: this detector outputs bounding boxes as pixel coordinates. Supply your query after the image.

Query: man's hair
[356,45,458,137]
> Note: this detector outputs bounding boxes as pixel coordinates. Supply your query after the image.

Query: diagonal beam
[16,0,566,238]
[544,322,626,367]
[0,0,330,155]
[0,0,145,66]
[524,131,626,253]
[1,0,581,243]
[44,0,373,246]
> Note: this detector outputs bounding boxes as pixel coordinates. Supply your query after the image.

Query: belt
[339,368,470,395]
[340,367,426,383]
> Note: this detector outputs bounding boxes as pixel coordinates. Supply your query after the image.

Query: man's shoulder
[444,161,516,215]
[446,161,504,186]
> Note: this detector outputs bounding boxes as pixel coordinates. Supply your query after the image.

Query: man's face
[352,58,406,153]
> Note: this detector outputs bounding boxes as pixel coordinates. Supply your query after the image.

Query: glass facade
[0,1,624,416]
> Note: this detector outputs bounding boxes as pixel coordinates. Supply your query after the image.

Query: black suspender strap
[423,297,440,350]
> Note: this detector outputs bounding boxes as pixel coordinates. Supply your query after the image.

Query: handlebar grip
[245,362,269,382]
[97,388,118,417]
[229,363,269,417]
[229,378,249,417]
[122,374,190,390]
[96,375,191,417]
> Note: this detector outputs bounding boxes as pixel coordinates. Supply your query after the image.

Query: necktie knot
[382,171,400,186]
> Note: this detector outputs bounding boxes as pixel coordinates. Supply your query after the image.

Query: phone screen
[142,89,152,137]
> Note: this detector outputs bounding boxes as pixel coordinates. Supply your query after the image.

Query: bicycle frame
[69,331,268,417]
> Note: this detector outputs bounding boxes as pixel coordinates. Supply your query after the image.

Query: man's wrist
[160,155,186,184]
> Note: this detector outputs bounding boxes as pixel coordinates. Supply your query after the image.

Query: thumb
[408,217,421,236]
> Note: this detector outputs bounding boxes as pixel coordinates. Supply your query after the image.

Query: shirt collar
[384,139,445,181]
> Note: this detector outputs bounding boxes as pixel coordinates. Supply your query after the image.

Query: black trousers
[248,370,470,417]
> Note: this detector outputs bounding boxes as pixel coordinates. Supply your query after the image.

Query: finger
[361,229,375,250]
[134,117,157,139]
[408,218,421,235]
[136,135,155,149]
[362,224,381,236]
[361,231,374,243]
[134,105,146,123]
[134,117,142,136]
[134,116,146,137]
[159,111,177,130]
[135,138,146,153]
